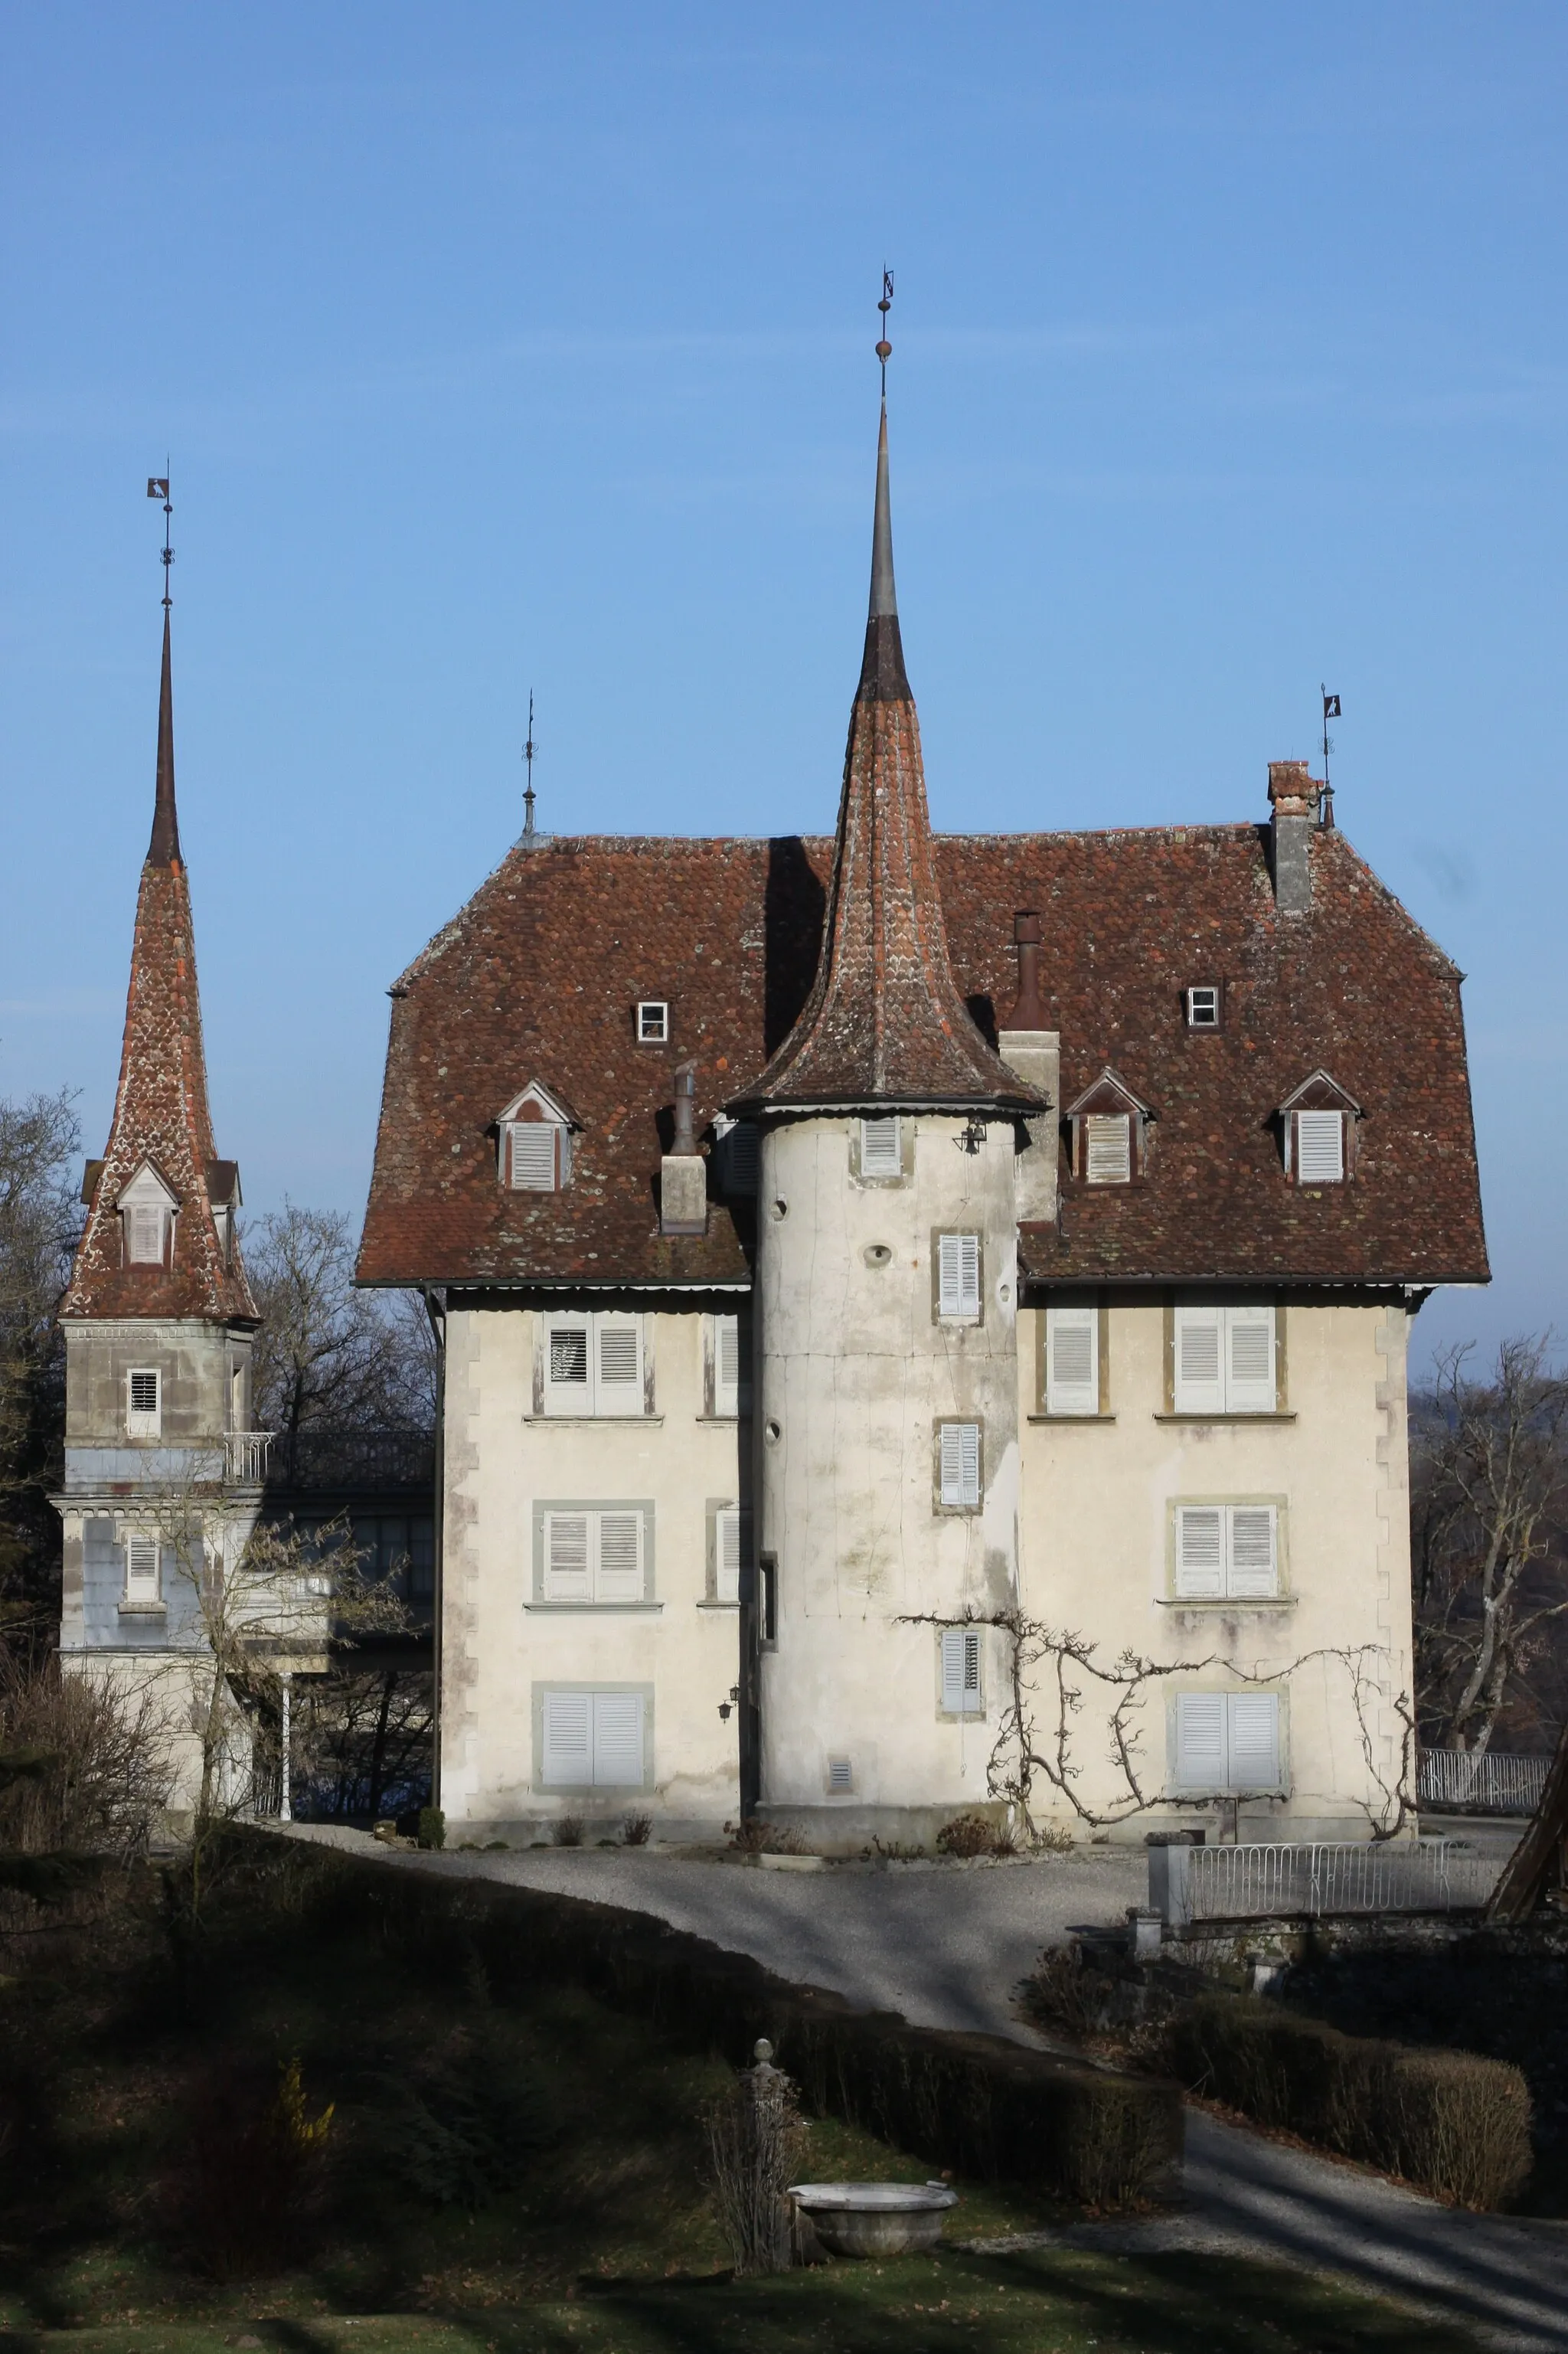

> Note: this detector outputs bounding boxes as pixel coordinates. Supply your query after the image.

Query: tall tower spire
[730,288,1040,1117]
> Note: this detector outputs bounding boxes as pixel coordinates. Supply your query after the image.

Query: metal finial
[876,268,893,396]
[523,689,537,839]
[1320,685,1340,829]
[147,470,173,608]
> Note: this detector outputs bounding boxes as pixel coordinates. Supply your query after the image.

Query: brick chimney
[1268,761,1318,914]
[996,911,1060,1223]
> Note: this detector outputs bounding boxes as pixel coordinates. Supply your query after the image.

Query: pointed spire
[728,391,1043,1119]
[148,606,181,865]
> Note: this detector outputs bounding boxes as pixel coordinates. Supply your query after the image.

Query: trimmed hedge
[253,1835,1181,2209]
[1167,1993,1531,2209]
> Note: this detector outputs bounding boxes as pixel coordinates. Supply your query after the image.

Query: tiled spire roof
[729,405,1042,1116]
[63,610,256,1323]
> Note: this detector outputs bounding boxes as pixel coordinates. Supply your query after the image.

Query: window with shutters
[123,1531,162,1605]
[935,1232,982,1322]
[1277,1071,1360,1185]
[936,1421,982,1511]
[538,1687,650,1787]
[1044,1299,1101,1415]
[1171,1303,1279,1414]
[858,1115,903,1179]
[541,1312,647,1416]
[1172,1504,1281,1600]
[710,1503,752,1604]
[497,1082,576,1191]
[118,1165,177,1267]
[939,1626,984,1715]
[126,1368,162,1439]
[1064,1070,1150,1185]
[537,1505,651,1604]
[713,1117,760,1196]
[1172,1690,1283,1793]
[707,1312,750,1416]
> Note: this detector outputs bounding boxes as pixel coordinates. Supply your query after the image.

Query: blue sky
[2,3,1563,1365]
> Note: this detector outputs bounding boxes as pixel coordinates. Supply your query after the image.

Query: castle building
[54,599,269,1813]
[358,393,1488,1849]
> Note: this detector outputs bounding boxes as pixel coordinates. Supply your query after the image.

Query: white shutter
[1227,1507,1279,1599]
[1174,1692,1227,1790]
[545,1318,590,1411]
[543,1512,592,1600]
[126,1204,164,1262]
[1226,1306,1276,1414]
[1174,1306,1225,1414]
[714,1315,740,1417]
[508,1121,557,1190]
[1045,1303,1098,1415]
[940,1627,982,1713]
[1227,1692,1281,1788]
[125,1534,161,1599]
[594,1511,644,1603]
[541,1691,592,1784]
[937,1233,981,1319]
[715,1507,746,1604]
[591,1691,645,1786]
[939,1423,981,1507]
[1084,1113,1131,1183]
[1296,1110,1345,1183]
[1174,1507,1225,1598]
[594,1316,642,1407]
[860,1116,901,1176]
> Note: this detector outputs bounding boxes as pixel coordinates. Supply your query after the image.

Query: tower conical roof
[63,611,256,1322]
[730,404,1042,1116]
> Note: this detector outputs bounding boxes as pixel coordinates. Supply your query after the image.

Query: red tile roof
[356,819,1488,1293]
[64,613,257,1326]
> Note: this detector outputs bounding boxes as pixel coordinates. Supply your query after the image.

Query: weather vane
[876,268,893,397]
[1320,685,1341,829]
[147,469,172,607]
[523,690,537,839]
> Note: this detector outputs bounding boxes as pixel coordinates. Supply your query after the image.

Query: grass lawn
[0,1839,1484,2353]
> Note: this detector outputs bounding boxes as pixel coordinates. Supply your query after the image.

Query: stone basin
[787,2180,958,2257]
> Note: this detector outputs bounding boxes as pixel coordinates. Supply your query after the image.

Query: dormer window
[498,1082,578,1192]
[637,1000,669,1044]
[1184,984,1223,1031]
[1064,1070,1151,1185]
[118,1164,178,1267]
[1278,1071,1361,1185]
[205,1160,241,1267]
[712,1116,760,1196]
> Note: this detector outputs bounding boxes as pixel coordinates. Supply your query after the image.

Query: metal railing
[1149,1837,1500,1927]
[225,1430,273,1484]
[264,1427,435,1493]
[1417,1748,1550,1816]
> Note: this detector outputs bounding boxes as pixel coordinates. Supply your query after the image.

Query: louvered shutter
[130,1372,158,1415]
[714,1315,740,1416]
[1227,1507,1278,1598]
[1175,1507,1225,1598]
[545,1319,590,1411]
[715,1507,746,1604]
[1174,1693,1227,1790]
[1295,1110,1345,1182]
[592,1691,645,1785]
[940,1627,982,1713]
[509,1121,557,1190]
[125,1535,160,1599]
[1174,1306,1225,1414]
[937,1234,981,1318]
[595,1511,644,1603]
[541,1691,592,1784]
[1226,1306,1276,1413]
[1227,1692,1281,1788]
[939,1424,981,1507]
[1046,1303,1098,1414]
[126,1204,164,1263]
[543,1512,591,1600]
[861,1116,901,1176]
[1084,1113,1132,1183]
[594,1316,642,1410]
[723,1123,760,1195]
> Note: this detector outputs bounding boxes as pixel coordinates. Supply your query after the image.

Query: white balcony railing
[1149,1837,1502,1927]
[224,1430,273,1484]
[1417,1748,1550,1816]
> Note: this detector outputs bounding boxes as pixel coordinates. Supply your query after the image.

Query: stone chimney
[997,911,1060,1223]
[1268,761,1318,914]
[659,1061,707,1236]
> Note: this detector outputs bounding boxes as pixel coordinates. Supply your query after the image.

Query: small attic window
[1185,985,1222,1031]
[498,1084,576,1192]
[119,1166,177,1267]
[1064,1070,1150,1186]
[1279,1070,1361,1186]
[1084,1115,1132,1184]
[637,1001,669,1045]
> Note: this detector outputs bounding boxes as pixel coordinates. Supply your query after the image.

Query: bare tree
[290,1666,435,1822]
[245,1205,435,1441]
[1412,1336,1568,1761]
[0,1090,81,1629]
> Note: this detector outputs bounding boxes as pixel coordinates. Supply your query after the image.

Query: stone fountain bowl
[787,2180,958,2257]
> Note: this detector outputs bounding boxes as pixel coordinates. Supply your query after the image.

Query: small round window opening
[1184,984,1222,1031]
[636,1000,670,1044]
